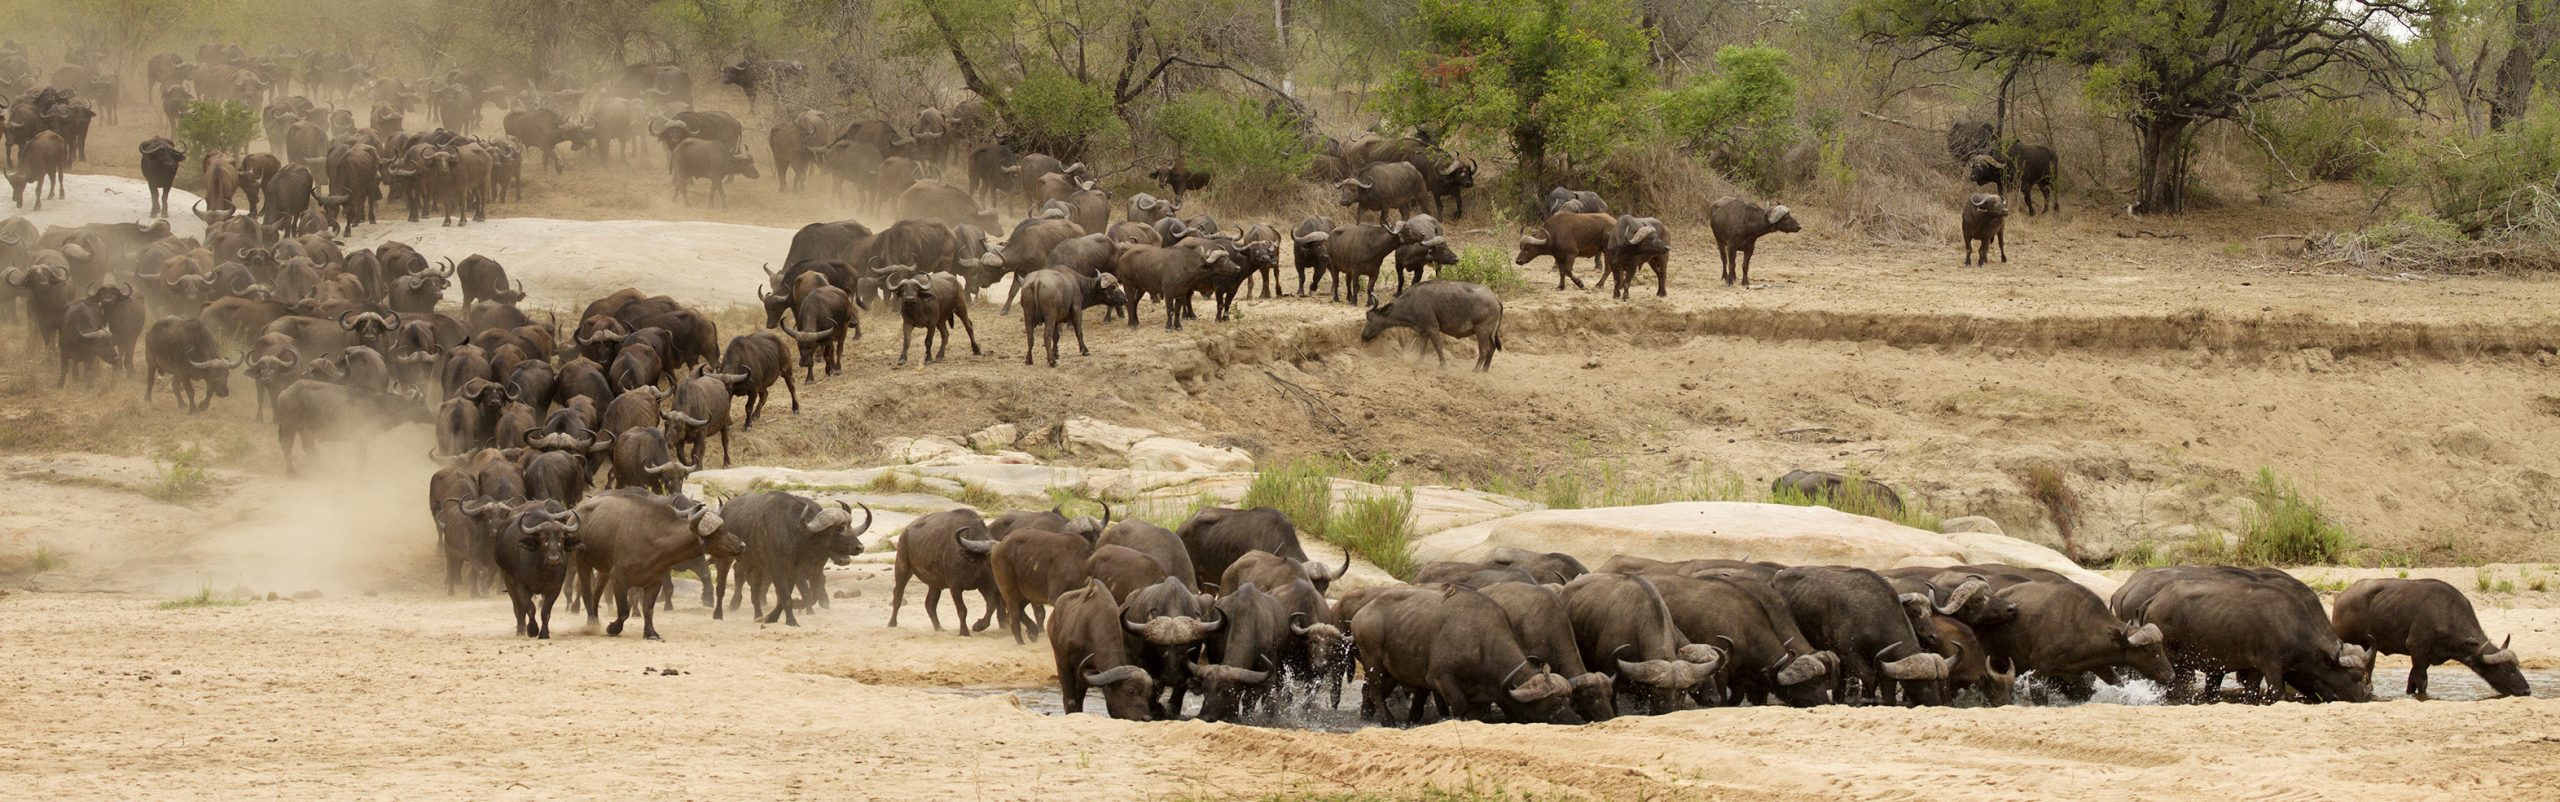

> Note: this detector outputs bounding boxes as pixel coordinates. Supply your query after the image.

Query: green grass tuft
[866,471,919,494]
[2478,567,2495,592]
[29,543,63,573]
[953,481,1006,510]
[158,587,252,610]
[1437,246,1529,295]
[2234,468,2353,565]
[146,445,217,505]
[1129,493,1220,530]
[1243,457,1336,539]
[1330,487,1419,580]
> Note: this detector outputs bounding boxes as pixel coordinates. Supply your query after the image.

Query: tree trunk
[1514,123,1548,217]
[2133,116,2192,214]
[2493,0,2553,129]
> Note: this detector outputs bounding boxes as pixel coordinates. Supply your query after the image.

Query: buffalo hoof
[537,632,550,640]
[644,632,662,641]
[606,621,624,636]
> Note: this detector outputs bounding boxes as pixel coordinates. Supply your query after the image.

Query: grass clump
[2478,567,2495,592]
[1129,493,1220,530]
[1242,457,1336,538]
[1330,488,1419,580]
[1765,471,1941,532]
[866,471,920,494]
[158,587,252,610]
[146,445,217,505]
[1438,246,1528,294]
[2234,468,2353,565]
[953,481,1006,510]
[29,543,64,573]
[2018,464,2083,561]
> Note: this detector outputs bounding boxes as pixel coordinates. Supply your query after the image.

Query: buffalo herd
[0,40,2526,731]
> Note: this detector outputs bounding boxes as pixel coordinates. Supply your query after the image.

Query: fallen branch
[1857,110,1931,132]
[1264,369,1349,433]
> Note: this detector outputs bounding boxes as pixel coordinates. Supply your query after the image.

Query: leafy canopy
[1378,0,1651,174]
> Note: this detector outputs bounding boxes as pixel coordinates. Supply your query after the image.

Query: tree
[1378,0,1650,212]
[1854,0,2432,213]
[892,0,1300,157]
[2490,0,2560,128]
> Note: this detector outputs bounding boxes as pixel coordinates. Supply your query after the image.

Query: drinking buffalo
[1048,581,1157,721]
[1352,586,1573,725]
[2332,578,2525,700]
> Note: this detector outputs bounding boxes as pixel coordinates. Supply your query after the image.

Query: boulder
[1056,416,1155,459]
[967,423,1020,452]
[1126,436,1253,474]
[1940,516,2006,536]
[1416,502,2112,591]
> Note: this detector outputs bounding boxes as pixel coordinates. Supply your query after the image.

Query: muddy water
[952,668,2557,730]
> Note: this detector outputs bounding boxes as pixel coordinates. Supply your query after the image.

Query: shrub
[2235,468,2353,565]
[1153,93,1312,206]
[1005,65,1123,159]
[2247,98,2400,182]
[1330,488,1419,580]
[1662,45,1799,192]
[954,481,1005,510]
[2018,464,2083,560]
[1242,457,1335,538]
[147,445,216,505]
[176,99,257,160]
[158,586,251,610]
[1438,246,1528,294]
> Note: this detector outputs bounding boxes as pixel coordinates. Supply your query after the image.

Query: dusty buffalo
[569,492,743,640]
[888,509,1002,635]
[725,494,873,625]
[992,527,1096,644]
[1361,280,1502,372]
[2332,578,2525,700]
[1177,507,1345,592]
[1352,586,1574,725]
[1707,197,1801,287]
[1974,579,2169,702]
[1047,580,1157,720]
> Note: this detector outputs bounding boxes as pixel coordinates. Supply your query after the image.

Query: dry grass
[2018,463,2083,561]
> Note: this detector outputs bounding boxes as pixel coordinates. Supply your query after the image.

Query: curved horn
[1935,578,1987,616]
[2480,635,2517,665]
[1879,648,1949,681]
[1766,205,1791,225]
[662,410,709,427]
[1082,664,1148,686]
[1775,652,1830,686]
[2125,622,2163,647]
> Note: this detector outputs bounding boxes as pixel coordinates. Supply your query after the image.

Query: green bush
[2414,102,2560,235]
[1331,488,1419,580]
[1438,246,1527,294]
[2249,98,2400,182]
[1153,93,1312,205]
[1662,45,1799,191]
[1242,457,1335,539]
[2235,468,2353,565]
[176,99,257,159]
[147,445,216,505]
[1005,65,1123,158]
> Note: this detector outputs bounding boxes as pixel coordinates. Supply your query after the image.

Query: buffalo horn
[1935,578,1988,616]
[1766,204,1791,225]
[1083,664,1148,687]
[2125,622,2163,647]
[2480,635,2517,665]
[1878,646,1949,681]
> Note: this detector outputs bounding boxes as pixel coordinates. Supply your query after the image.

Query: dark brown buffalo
[661,371,734,467]
[889,508,1002,635]
[1112,241,1240,329]
[569,491,743,640]
[1352,586,1573,725]
[1773,469,1906,518]
[1308,221,1426,307]
[1098,521,1195,592]
[1971,579,2167,702]
[1333,160,1432,224]
[1561,572,1722,713]
[889,271,978,365]
[140,138,186,217]
[2117,567,2372,703]
[7,130,67,209]
[2333,578,2524,699]
[1193,583,1292,723]
[1647,572,1834,707]
[491,500,583,638]
[1361,280,1503,372]
[1601,215,1672,299]
[1478,582,1617,722]
[1513,210,1613,290]
[712,330,799,428]
[142,315,237,411]
[1048,580,1156,720]
[992,218,1087,313]
[1177,507,1347,593]
[992,527,1096,644]
[1773,566,1950,706]
[725,493,872,625]
[1962,193,2007,265]
[1084,545,1171,603]
[1016,267,1123,368]
[1707,196,1801,287]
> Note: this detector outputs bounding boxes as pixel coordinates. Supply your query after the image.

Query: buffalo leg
[1070,314,1090,357]
[897,324,915,365]
[2407,663,2429,701]
[889,560,914,628]
[638,580,664,640]
[973,588,999,631]
[605,577,631,636]
[955,308,980,356]
[507,585,533,636]
[762,564,798,626]
[534,590,558,639]
[923,586,947,632]
[780,365,799,412]
[946,586,971,636]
